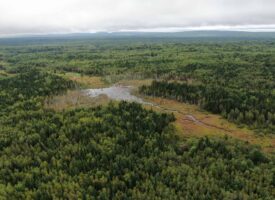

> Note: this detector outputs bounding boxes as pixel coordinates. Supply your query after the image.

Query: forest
[0,37,275,199]
[140,80,275,133]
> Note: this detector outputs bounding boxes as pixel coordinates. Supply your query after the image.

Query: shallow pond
[84,85,151,104]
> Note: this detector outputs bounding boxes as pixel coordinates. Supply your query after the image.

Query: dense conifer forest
[0,37,275,199]
[140,80,275,133]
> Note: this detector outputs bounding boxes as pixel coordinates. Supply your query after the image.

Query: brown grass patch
[44,77,275,153]
[142,96,275,153]
[0,70,13,79]
[117,79,153,87]
[44,90,110,111]
[60,73,108,88]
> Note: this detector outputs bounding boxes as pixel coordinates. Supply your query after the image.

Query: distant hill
[1,31,275,45]
[92,31,275,38]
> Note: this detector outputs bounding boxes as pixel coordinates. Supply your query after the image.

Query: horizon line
[1,29,275,39]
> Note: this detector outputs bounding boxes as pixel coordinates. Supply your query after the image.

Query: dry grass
[45,75,275,153]
[44,90,110,111]
[60,72,108,88]
[61,72,152,89]
[117,79,153,87]
[0,70,12,79]
[142,96,275,153]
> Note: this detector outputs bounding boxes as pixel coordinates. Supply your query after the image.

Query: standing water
[84,85,151,104]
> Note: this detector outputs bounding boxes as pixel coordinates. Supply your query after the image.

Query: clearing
[46,74,275,153]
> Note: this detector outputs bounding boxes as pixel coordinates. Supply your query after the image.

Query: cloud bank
[1,0,275,35]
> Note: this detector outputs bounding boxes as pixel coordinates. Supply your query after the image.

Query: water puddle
[84,85,152,105]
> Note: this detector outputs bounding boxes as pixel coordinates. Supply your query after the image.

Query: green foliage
[0,39,275,199]
[2,39,275,80]
[0,68,75,109]
[0,69,274,199]
[140,80,275,133]
[2,39,275,132]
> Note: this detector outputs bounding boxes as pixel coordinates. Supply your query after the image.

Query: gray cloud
[1,0,275,35]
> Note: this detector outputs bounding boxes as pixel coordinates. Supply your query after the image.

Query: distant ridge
[91,31,275,38]
[1,31,275,45]
[3,30,275,38]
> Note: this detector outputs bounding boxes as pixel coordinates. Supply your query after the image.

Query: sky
[1,0,275,36]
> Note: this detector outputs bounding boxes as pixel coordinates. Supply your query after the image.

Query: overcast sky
[1,0,275,35]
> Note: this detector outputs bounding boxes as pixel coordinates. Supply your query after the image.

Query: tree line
[140,80,275,133]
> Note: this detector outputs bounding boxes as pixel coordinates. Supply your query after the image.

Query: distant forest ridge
[1,31,275,45]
